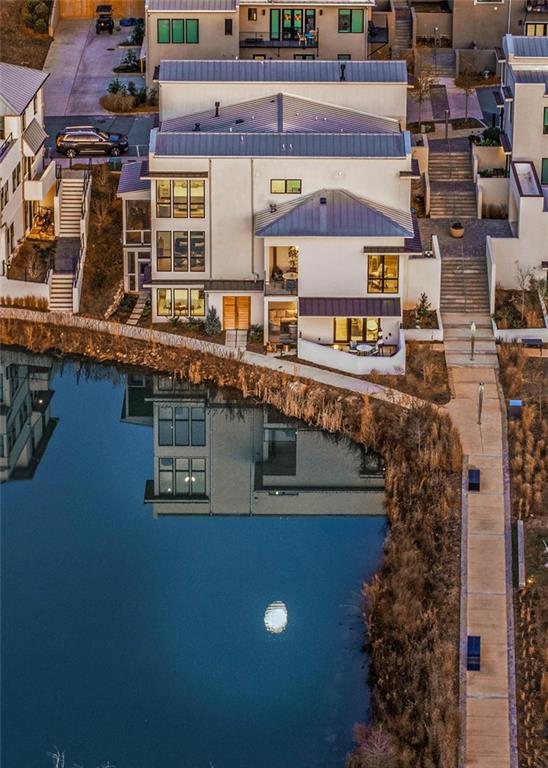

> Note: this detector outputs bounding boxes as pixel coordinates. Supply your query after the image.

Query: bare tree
[455,69,476,120]
[410,66,438,128]
[515,263,535,322]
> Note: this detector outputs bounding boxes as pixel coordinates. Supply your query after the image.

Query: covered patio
[297,296,405,374]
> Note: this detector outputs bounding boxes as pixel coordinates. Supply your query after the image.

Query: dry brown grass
[79,165,123,319]
[0,295,48,311]
[0,316,463,768]
[0,0,52,68]
[499,344,548,763]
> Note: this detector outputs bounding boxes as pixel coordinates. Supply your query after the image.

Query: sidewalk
[445,330,517,767]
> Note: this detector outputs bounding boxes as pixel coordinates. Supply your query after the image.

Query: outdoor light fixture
[264,601,288,634]
[470,321,477,360]
[478,382,485,425]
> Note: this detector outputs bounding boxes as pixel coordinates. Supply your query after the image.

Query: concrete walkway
[43,20,144,116]
[444,315,517,768]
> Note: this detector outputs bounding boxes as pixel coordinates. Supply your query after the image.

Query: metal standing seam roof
[147,0,237,10]
[117,159,150,195]
[255,189,414,238]
[154,132,406,158]
[157,59,408,83]
[0,63,49,116]
[161,93,399,134]
[299,297,401,317]
[507,35,548,59]
[22,118,48,155]
[512,70,548,93]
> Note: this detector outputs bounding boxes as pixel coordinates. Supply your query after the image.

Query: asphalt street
[44,115,155,159]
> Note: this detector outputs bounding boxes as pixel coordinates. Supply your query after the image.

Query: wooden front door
[223,296,250,330]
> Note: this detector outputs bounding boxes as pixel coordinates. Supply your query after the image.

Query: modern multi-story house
[0,350,58,483]
[0,63,55,284]
[121,374,384,515]
[485,34,548,295]
[143,0,376,86]
[118,59,443,373]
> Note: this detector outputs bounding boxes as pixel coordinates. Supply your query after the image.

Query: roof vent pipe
[193,122,201,132]
[340,63,346,82]
[319,196,327,204]
[214,101,220,117]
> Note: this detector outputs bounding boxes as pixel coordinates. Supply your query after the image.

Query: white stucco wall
[159,80,407,125]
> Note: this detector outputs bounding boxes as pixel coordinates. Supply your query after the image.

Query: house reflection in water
[122,373,385,517]
[0,350,58,483]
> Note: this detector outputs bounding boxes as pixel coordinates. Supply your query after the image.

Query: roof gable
[255,189,414,238]
[0,63,48,116]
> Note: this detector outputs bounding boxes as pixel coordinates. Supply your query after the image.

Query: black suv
[96,4,114,34]
[55,126,129,158]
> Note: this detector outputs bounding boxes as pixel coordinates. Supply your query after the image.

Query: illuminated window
[190,288,205,316]
[190,180,205,217]
[173,288,189,316]
[270,179,302,194]
[156,288,172,316]
[173,180,188,217]
[156,231,172,271]
[367,254,399,293]
[156,179,171,217]
[173,232,188,271]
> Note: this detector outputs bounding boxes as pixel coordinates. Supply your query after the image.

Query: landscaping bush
[101,92,135,113]
[102,80,157,113]
[114,49,140,73]
[248,323,264,343]
[23,0,51,31]
[204,307,221,336]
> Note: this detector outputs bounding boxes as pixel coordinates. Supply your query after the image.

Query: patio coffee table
[356,343,376,355]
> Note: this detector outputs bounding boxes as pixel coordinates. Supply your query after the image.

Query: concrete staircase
[442,313,498,368]
[49,274,74,312]
[59,177,84,237]
[392,2,412,56]
[441,257,491,314]
[429,147,478,218]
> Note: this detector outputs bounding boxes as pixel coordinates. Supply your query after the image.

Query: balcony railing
[125,229,151,246]
[239,31,319,48]
[0,133,14,162]
[265,278,298,296]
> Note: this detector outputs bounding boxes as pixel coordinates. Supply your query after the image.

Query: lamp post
[434,26,438,69]
[478,381,485,425]
[470,320,477,360]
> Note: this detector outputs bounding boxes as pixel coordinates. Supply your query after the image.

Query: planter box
[403,309,444,342]
[491,318,548,343]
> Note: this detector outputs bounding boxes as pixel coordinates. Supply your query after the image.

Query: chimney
[340,63,346,82]
[214,101,220,117]
[319,195,327,234]
[193,122,201,132]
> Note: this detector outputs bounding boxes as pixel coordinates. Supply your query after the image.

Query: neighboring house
[144,0,376,87]
[0,350,58,483]
[0,62,55,285]
[118,60,440,374]
[486,34,548,295]
[121,374,384,516]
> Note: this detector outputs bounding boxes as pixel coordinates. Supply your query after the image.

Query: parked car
[55,126,129,158]
[96,4,114,34]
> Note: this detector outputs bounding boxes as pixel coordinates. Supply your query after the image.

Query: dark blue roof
[158,59,408,84]
[508,35,548,58]
[162,93,399,135]
[154,132,406,158]
[117,159,149,195]
[255,189,414,238]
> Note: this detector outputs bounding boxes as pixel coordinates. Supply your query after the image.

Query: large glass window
[270,8,281,39]
[190,288,205,316]
[190,180,205,217]
[126,199,151,231]
[190,231,205,271]
[172,18,184,43]
[526,22,548,36]
[544,107,548,134]
[157,288,172,316]
[191,406,206,445]
[186,19,199,43]
[156,180,171,217]
[173,232,188,271]
[174,289,189,316]
[156,231,172,271]
[367,254,399,293]
[338,9,363,33]
[173,179,188,217]
[158,457,206,497]
[334,317,380,343]
[157,18,170,43]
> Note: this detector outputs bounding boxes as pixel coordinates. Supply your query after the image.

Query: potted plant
[450,221,464,238]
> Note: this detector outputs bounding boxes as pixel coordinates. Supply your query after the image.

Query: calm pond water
[1,350,386,768]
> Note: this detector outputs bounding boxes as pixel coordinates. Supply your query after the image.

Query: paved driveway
[44,114,154,160]
[43,20,145,116]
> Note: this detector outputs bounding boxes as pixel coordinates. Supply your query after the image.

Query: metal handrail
[0,133,14,161]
